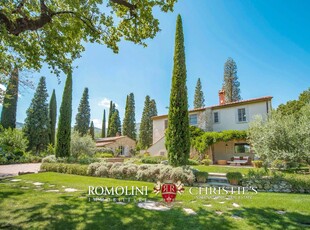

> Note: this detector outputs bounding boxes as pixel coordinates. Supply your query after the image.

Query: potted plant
[195,171,209,183]
[226,172,243,185]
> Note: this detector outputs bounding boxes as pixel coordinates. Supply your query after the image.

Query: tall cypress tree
[139,95,151,149]
[165,15,190,167]
[149,99,157,144]
[56,73,72,157]
[222,57,241,102]
[123,93,136,140]
[74,87,90,136]
[109,109,121,137]
[0,68,19,129]
[89,121,95,140]
[23,76,49,154]
[107,101,116,137]
[101,110,106,138]
[193,78,205,108]
[49,89,57,145]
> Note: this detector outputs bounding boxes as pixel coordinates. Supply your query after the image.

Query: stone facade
[96,136,136,157]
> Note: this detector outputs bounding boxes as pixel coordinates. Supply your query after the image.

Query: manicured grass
[193,165,256,174]
[0,172,309,229]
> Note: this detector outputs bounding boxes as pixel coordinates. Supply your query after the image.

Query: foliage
[123,93,136,140]
[201,158,212,166]
[95,147,114,155]
[55,73,72,157]
[48,89,57,145]
[194,171,209,183]
[108,109,121,137]
[252,160,263,168]
[140,156,167,164]
[166,15,190,167]
[0,128,28,156]
[0,0,177,78]
[23,76,49,154]
[41,163,88,176]
[0,68,19,129]
[87,162,195,185]
[139,95,157,149]
[271,160,289,170]
[193,78,205,108]
[89,121,95,140]
[187,159,199,165]
[42,155,57,163]
[70,131,96,158]
[222,57,241,102]
[277,88,310,117]
[74,88,90,136]
[226,172,243,181]
[248,105,310,166]
[107,101,115,137]
[101,110,106,138]
[95,152,114,158]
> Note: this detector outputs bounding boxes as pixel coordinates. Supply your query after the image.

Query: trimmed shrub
[41,163,88,176]
[141,156,167,164]
[195,171,208,183]
[42,155,57,163]
[201,158,211,166]
[271,160,288,170]
[95,152,114,158]
[226,172,243,181]
[187,159,199,165]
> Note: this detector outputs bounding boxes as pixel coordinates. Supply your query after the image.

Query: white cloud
[0,84,6,91]
[92,119,102,129]
[98,97,118,108]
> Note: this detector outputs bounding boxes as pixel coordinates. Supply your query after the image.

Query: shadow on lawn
[229,207,310,229]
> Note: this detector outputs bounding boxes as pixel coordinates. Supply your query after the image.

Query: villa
[147,90,273,164]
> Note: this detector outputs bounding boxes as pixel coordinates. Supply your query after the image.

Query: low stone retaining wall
[242,178,310,194]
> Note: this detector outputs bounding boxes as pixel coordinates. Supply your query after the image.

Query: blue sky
[1,0,310,128]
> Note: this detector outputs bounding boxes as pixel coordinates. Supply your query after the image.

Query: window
[214,112,219,123]
[234,143,250,153]
[160,151,165,156]
[189,114,198,126]
[237,108,247,122]
[164,120,168,129]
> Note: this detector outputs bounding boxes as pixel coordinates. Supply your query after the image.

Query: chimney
[219,90,225,105]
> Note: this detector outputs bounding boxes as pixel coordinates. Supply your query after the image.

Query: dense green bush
[42,154,98,165]
[141,156,167,164]
[271,160,288,170]
[195,171,209,183]
[187,159,199,165]
[226,172,243,181]
[71,131,96,158]
[41,163,88,176]
[201,158,212,166]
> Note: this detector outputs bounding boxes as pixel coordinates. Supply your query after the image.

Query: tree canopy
[0,0,177,77]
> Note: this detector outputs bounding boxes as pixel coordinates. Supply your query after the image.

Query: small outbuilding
[95,136,136,157]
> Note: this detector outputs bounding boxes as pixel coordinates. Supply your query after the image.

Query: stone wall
[242,177,310,194]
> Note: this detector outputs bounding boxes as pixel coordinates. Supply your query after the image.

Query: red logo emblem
[154,181,184,203]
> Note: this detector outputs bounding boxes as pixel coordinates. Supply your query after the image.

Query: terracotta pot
[229,179,239,185]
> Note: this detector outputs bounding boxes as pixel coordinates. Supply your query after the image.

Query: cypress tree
[165,15,190,167]
[123,93,136,140]
[193,78,205,108]
[23,76,49,154]
[222,57,241,102]
[74,87,90,136]
[89,121,95,140]
[107,101,116,137]
[0,68,19,129]
[49,89,57,145]
[55,73,72,157]
[139,95,151,149]
[101,110,106,138]
[109,109,121,137]
[149,99,157,144]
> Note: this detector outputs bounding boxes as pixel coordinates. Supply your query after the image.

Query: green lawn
[0,172,309,229]
[193,165,255,174]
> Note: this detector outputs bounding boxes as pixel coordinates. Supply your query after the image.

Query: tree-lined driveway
[0,163,41,178]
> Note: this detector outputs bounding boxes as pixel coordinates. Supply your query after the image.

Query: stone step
[208,173,227,177]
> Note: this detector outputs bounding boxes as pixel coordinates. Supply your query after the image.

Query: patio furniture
[227,156,250,166]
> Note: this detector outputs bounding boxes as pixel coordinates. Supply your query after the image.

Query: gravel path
[0,163,42,178]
